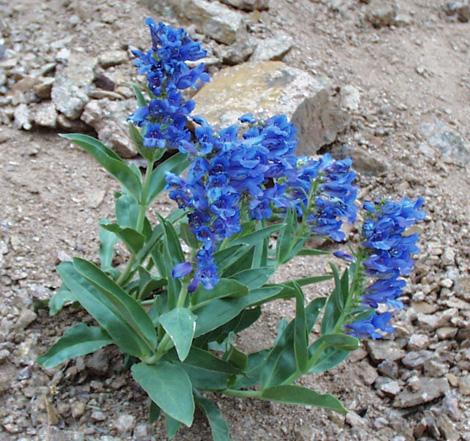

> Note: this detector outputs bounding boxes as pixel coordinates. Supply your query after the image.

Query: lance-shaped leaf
[321,264,350,335]
[194,286,282,337]
[260,385,347,414]
[196,394,232,441]
[100,223,145,255]
[99,219,118,271]
[260,297,326,387]
[293,283,308,372]
[191,279,248,306]
[166,347,240,391]
[48,285,76,316]
[58,261,155,358]
[60,134,142,201]
[165,413,181,439]
[230,267,274,290]
[38,324,112,369]
[228,223,285,247]
[159,308,197,361]
[131,361,195,427]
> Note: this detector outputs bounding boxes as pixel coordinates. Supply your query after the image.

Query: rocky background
[0,0,470,440]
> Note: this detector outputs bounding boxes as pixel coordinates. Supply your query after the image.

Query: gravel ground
[0,0,469,440]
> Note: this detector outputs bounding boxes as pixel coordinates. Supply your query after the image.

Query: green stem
[149,283,189,363]
[223,389,261,399]
[333,258,365,334]
[117,256,136,286]
[117,160,154,287]
[136,160,154,232]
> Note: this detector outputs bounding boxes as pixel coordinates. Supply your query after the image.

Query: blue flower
[346,198,425,339]
[289,154,358,241]
[172,262,193,279]
[129,19,209,152]
[347,312,394,340]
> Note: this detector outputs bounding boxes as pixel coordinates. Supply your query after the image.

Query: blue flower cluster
[129,18,209,151]
[166,115,299,290]
[165,115,359,291]
[347,198,425,339]
[131,20,362,294]
[290,154,358,241]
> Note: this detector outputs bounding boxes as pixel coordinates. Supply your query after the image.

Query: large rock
[51,52,96,120]
[419,118,470,165]
[366,340,405,363]
[220,0,269,11]
[445,1,470,22]
[366,0,398,27]
[251,33,293,62]
[31,102,58,128]
[81,99,137,158]
[170,0,243,44]
[193,61,349,153]
[394,378,449,408]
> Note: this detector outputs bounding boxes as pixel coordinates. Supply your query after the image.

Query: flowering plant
[38,19,425,439]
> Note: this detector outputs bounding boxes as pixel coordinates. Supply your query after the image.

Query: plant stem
[223,389,261,399]
[117,256,136,285]
[117,160,154,287]
[149,283,189,363]
[136,160,154,233]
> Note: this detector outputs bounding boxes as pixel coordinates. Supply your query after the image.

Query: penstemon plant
[38,18,425,439]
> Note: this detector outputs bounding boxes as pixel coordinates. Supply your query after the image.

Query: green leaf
[276,209,302,264]
[99,219,118,271]
[214,244,251,271]
[228,223,285,247]
[297,248,330,256]
[309,349,350,374]
[129,122,164,162]
[48,285,75,316]
[180,222,198,249]
[309,334,359,355]
[191,278,248,306]
[195,307,261,348]
[222,247,255,277]
[149,401,161,423]
[225,345,248,371]
[131,82,147,107]
[115,191,139,229]
[135,209,186,265]
[233,349,270,389]
[194,287,282,337]
[166,347,239,391]
[58,261,155,357]
[73,258,157,349]
[101,223,145,254]
[196,395,232,441]
[260,385,347,414]
[147,153,190,204]
[260,297,326,387]
[293,284,308,372]
[321,265,349,335]
[37,324,112,369]
[61,134,142,201]
[159,308,197,362]
[230,267,273,289]
[131,361,195,427]
[290,274,333,287]
[165,413,181,439]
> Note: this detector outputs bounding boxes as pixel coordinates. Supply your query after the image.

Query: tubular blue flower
[129,19,209,152]
[346,198,425,339]
[288,154,358,242]
[347,311,394,340]
[172,262,193,279]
